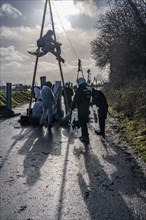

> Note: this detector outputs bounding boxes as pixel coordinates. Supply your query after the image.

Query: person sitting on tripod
[28,30,65,63]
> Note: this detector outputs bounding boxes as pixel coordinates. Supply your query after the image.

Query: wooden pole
[6,83,12,111]
[77,59,84,80]
[27,0,48,116]
[48,0,69,115]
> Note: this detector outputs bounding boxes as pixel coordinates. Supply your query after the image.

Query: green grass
[120,118,146,162]
[0,90,31,107]
[109,107,146,162]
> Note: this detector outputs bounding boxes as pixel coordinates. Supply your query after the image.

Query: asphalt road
[0,105,146,220]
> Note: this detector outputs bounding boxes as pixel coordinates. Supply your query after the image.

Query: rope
[52,1,85,80]
[49,2,87,85]
[52,1,79,60]
[48,0,70,115]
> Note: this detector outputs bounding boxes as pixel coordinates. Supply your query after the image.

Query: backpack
[92,89,108,109]
[37,37,44,47]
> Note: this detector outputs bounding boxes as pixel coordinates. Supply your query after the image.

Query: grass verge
[109,107,146,162]
[120,118,146,162]
[0,90,31,107]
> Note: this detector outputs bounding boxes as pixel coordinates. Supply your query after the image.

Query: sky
[0,0,109,86]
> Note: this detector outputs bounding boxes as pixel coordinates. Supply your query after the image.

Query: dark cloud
[67,0,108,29]
[68,14,97,29]
[73,0,108,8]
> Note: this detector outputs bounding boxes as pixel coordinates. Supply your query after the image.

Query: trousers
[40,104,53,125]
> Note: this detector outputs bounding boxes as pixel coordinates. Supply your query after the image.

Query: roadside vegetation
[0,89,31,107]
[91,0,146,162]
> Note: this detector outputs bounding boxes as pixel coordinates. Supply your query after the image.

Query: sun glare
[54,1,77,17]
[52,0,78,30]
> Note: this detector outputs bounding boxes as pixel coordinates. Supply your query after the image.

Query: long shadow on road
[56,126,76,220]
[0,126,32,169]
[18,123,62,186]
[101,138,146,203]
[77,146,145,220]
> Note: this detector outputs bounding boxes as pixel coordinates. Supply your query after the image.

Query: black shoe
[83,138,89,144]
[48,124,53,129]
[101,134,105,138]
[79,136,89,144]
[95,130,102,135]
[28,51,37,56]
[56,56,65,63]
[40,123,45,126]
[95,130,105,138]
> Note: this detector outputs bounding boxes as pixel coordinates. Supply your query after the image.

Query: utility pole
[87,69,91,84]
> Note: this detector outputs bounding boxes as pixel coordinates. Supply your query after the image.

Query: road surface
[0,105,146,220]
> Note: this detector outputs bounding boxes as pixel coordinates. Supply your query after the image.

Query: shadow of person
[19,127,49,186]
[0,126,35,169]
[55,127,72,220]
[47,123,62,156]
[62,125,77,145]
[78,149,137,220]
[101,138,146,204]
[18,124,62,186]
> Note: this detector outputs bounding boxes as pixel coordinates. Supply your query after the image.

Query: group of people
[32,81,56,129]
[32,77,108,144]
[71,77,108,144]
[28,29,108,142]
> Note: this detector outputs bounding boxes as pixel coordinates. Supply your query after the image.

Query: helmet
[65,82,69,87]
[47,30,54,35]
[77,77,86,86]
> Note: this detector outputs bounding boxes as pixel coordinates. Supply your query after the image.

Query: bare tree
[91,0,146,117]
[91,0,146,86]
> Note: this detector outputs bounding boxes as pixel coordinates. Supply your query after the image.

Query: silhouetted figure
[92,88,108,138]
[28,30,65,63]
[71,77,91,144]
[62,82,73,113]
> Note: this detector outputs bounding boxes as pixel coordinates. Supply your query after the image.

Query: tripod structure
[27,0,69,116]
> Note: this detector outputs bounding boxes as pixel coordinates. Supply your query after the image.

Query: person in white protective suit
[32,98,43,124]
[28,30,65,63]
[34,86,41,102]
[40,81,56,129]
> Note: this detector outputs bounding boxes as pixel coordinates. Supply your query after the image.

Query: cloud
[1,26,39,42]
[0,25,104,84]
[0,46,33,84]
[0,3,23,19]
[0,0,109,85]
[0,46,28,63]
[66,0,107,29]
[73,0,99,17]
[73,0,108,8]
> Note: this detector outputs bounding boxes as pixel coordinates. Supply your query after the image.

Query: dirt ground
[0,105,146,220]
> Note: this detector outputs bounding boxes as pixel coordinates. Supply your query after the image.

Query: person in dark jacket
[62,82,74,114]
[92,88,108,138]
[28,30,65,63]
[71,77,91,144]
